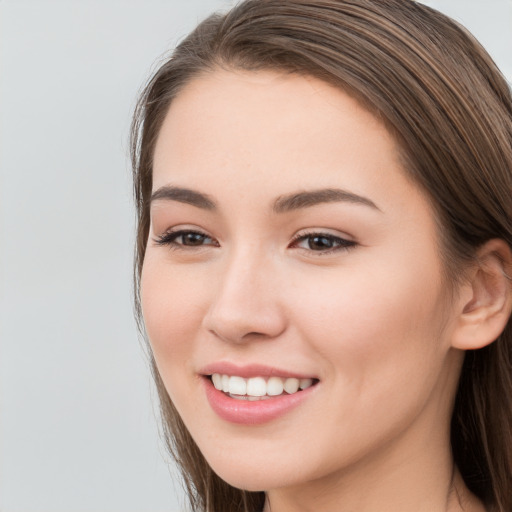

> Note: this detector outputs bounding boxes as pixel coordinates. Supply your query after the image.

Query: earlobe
[451,239,512,350]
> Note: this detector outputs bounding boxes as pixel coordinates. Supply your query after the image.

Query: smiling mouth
[209,374,319,400]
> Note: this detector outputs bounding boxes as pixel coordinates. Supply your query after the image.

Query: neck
[263,427,485,512]
[264,468,485,512]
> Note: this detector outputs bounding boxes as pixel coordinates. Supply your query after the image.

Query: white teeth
[221,374,230,393]
[228,376,247,396]
[228,394,272,401]
[246,377,267,396]
[212,374,223,391]
[299,378,313,390]
[284,378,299,394]
[267,376,284,396]
[211,373,315,397]
[212,373,222,390]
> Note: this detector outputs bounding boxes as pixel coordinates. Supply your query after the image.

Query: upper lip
[199,361,317,380]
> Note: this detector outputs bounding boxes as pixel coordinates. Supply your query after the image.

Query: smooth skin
[141,69,511,511]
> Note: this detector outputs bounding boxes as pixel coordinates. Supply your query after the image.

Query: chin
[198,442,321,493]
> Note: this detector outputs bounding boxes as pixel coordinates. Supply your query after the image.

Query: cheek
[140,254,208,367]
[288,251,447,387]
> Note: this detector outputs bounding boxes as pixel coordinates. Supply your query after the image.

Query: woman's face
[142,70,464,492]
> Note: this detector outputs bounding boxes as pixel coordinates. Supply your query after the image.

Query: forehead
[152,69,425,219]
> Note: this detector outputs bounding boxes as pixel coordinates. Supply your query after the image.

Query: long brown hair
[131,1,512,510]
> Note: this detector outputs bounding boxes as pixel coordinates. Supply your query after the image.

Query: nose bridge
[203,242,285,343]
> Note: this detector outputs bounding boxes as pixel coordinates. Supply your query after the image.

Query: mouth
[201,370,319,425]
[208,373,318,401]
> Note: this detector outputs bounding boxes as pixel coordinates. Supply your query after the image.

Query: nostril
[202,283,287,343]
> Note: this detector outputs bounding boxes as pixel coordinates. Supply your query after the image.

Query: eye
[290,231,357,254]
[154,229,219,249]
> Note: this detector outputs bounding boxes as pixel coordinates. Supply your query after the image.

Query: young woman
[131,1,512,510]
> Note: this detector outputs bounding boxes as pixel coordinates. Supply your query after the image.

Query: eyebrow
[150,186,216,210]
[273,188,380,213]
[150,185,380,213]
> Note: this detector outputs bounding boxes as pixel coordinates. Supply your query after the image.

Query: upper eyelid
[290,228,355,242]
[154,225,212,237]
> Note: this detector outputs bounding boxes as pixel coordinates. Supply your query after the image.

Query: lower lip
[203,377,317,425]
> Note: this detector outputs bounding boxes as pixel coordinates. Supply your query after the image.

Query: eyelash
[154,229,218,249]
[289,231,357,255]
[154,229,357,255]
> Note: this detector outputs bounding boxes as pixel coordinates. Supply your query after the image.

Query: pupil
[184,233,205,246]
[309,236,333,250]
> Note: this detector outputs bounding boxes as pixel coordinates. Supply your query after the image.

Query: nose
[202,248,287,344]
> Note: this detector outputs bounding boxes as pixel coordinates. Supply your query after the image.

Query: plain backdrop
[0,1,510,511]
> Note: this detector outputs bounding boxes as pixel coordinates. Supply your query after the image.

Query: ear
[451,239,512,350]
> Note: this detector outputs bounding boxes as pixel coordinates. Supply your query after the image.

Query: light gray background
[0,1,510,511]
